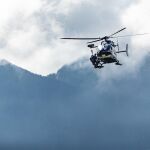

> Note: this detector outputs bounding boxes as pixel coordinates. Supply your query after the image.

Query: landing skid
[94,62,104,69]
[94,65,104,69]
[115,61,122,66]
[97,65,104,69]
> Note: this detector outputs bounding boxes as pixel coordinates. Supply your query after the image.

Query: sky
[0,0,149,75]
[0,1,150,149]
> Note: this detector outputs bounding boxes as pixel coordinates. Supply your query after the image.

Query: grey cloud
[50,0,136,36]
[32,0,137,40]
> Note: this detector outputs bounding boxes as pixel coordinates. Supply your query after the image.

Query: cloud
[121,0,150,69]
[0,0,140,75]
[0,0,41,24]
[0,0,92,75]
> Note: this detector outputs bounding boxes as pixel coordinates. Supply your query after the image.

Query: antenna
[91,50,93,55]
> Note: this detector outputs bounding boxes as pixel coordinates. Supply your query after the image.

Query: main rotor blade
[110,27,126,37]
[111,33,150,38]
[61,38,99,40]
[87,39,101,44]
[87,36,109,44]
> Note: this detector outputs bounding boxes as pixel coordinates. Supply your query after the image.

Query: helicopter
[61,28,149,69]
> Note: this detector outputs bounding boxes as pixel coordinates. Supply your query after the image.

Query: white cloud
[0,0,41,24]
[121,0,150,68]
[0,0,147,76]
[0,0,93,75]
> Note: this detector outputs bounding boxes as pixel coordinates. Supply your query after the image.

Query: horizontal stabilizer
[116,44,129,56]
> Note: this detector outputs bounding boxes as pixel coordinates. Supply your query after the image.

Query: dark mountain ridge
[0,59,149,150]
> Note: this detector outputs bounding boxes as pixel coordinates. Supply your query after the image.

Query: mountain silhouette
[0,59,150,150]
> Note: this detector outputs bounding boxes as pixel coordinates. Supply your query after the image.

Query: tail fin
[126,44,129,56]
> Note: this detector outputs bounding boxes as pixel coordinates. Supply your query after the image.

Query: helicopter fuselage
[89,41,128,68]
[61,27,132,69]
